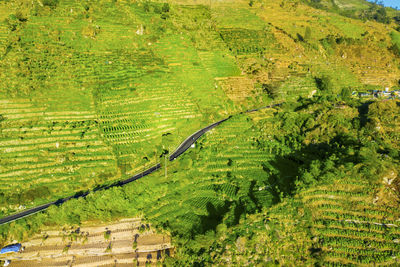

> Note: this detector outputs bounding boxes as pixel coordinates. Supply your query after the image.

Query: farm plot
[0,218,173,266]
[218,28,276,56]
[199,115,273,176]
[0,23,7,56]
[278,74,320,100]
[0,97,118,216]
[95,70,202,175]
[216,76,267,110]
[94,30,239,175]
[300,178,400,266]
[212,4,266,30]
[0,0,245,216]
[134,114,276,235]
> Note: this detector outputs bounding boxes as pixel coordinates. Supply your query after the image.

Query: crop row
[302,188,370,199]
[314,224,399,243]
[0,97,118,207]
[324,251,396,265]
[310,202,396,220]
[320,209,398,225]
[314,219,400,235]
[218,28,275,55]
[322,235,400,252]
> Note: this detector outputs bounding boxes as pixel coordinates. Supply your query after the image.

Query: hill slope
[0,0,399,266]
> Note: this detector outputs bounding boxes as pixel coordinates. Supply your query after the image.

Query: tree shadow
[198,201,230,235]
[358,100,373,127]
[264,133,361,203]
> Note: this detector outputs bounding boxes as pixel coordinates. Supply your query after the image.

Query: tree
[42,0,59,8]
[143,2,150,12]
[262,83,280,99]
[315,75,334,92]
[162,3,170,13]
[340,87,352,99]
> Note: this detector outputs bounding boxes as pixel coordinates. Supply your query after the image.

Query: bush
[162,3,170,13]
[262,83,280,99]
[42,0,59,8]
[6,14,19,31]
[153,5,161,14]
[143,2,150,12]
[15,10,27,22]
[315,75,334,92]
[104,230,111,240]
[340,87,352,100]
[81,25,101,39]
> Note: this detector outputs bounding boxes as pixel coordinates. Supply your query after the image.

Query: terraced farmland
[93,32,239,175]
[1,0,400,265]
[0,0,243,215]
[135,114,278,235]
[0,218,173,266]
[300,178,400,266]
[0,97,118,216]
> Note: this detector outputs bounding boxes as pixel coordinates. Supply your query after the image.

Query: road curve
[169,117,230,161]
[0,103,281,226]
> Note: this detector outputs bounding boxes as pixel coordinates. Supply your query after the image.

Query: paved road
[0,103,281,226]
[169,117,230,161]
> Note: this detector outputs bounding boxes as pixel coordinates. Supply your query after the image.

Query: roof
[0,243,21,254]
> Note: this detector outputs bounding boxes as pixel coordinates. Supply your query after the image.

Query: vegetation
[0,0,400,266]
[303,0,397,24]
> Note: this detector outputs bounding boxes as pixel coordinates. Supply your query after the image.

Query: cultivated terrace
[0,0,399,266]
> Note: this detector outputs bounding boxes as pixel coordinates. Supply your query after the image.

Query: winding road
[0,104,280,226]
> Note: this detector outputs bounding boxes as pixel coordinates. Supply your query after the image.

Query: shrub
[104,230,111,240]
[81,25,101,39]
[315,75,334,92]
[42,0,59,8]
[143,2,150,12]
[262,83,280,99]
[15,10,27,22]
[340,87,352,100]
[153,5,161,14]
[6,14,19,31]
[162,3,170,13]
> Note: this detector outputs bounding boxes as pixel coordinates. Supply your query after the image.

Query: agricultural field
[1,0,399,216]
[0,0,400,266]
[0,0,243,215]
[301,177,400,265]
[0,94,119,216]
[0,218,173,266]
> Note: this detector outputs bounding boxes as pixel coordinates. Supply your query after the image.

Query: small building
[359,92,370,97]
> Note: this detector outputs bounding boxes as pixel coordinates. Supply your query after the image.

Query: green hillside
[0,0,400,266]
